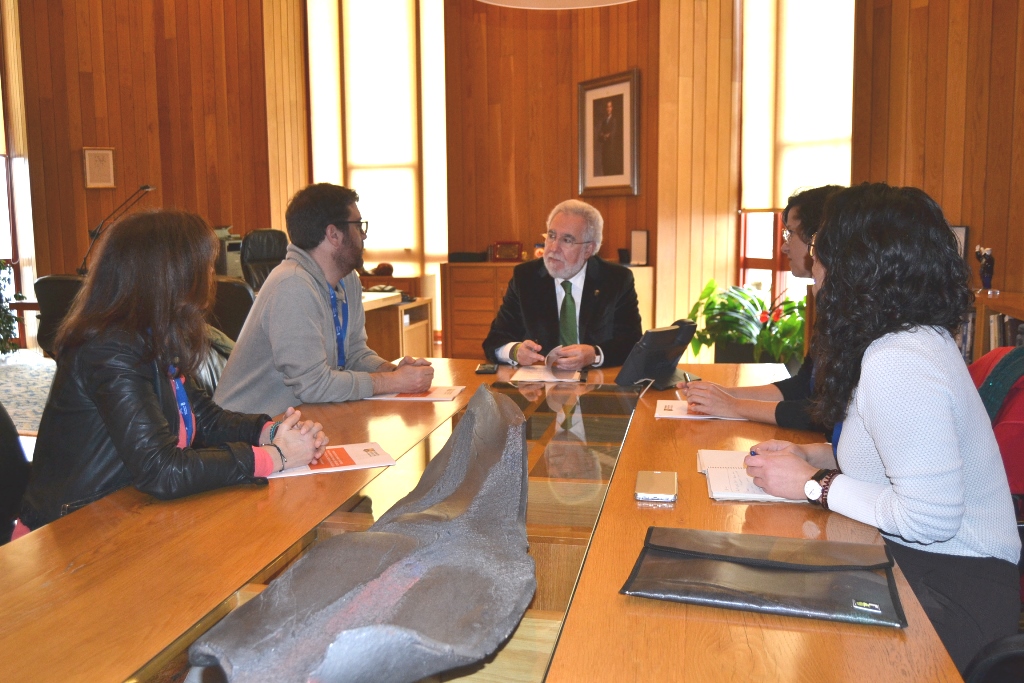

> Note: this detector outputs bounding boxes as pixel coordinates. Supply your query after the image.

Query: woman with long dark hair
[745,183,1020,671]
[16,211,327,535]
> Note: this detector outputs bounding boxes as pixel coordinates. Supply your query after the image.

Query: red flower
[771,308,782,322]
[758,310,769,324]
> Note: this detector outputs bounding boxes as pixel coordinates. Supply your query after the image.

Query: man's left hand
[549,344,596,371]
[396,356,432,368]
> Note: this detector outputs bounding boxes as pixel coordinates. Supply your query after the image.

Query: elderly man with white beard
[482,199,642,372]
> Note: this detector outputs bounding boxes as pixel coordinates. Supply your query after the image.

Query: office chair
[240,229,287,291]
[0,400,29,545]
[208,276,255,342]
[35,274,84,357]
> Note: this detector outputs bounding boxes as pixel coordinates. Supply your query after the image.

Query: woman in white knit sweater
[745,183,1021,672]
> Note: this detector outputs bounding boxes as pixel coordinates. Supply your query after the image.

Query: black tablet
[615,319,697,390]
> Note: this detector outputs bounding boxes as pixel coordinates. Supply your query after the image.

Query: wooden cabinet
[440,262,515,359]
[364,297,434,361]
[359,275,422,298]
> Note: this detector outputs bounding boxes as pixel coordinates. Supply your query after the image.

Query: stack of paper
[269,442,395,478]
[366,386,465,401]
[510,366,580,383]
[655,400,747,421]
[696,449,804,504]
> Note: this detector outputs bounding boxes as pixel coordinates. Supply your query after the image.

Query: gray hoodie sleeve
[261,270,378,403]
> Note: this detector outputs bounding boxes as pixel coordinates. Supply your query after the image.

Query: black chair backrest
[35,274,84,357]
[240,229,287,291]
[0,400,29,545]
[208,276,255,342]
[964,633,1024,683]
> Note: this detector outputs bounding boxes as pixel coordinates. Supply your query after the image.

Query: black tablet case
[621,527,908,628]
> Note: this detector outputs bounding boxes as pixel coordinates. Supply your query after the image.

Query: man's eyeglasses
[542,231,592,248]
[339,220,369,238]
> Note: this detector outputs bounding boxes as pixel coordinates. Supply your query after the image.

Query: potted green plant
[0,259,24,354]
[687,279,805,367]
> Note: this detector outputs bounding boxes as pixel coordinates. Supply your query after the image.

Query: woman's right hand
[749,439,808,460]
[678,381,739,417]
[273,409,328,469]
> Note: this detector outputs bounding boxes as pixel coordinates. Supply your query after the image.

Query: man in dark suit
[483,199,642,371]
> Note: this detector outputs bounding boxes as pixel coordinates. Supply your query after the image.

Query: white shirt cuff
[592,345,604,367]
[496,342,518,365]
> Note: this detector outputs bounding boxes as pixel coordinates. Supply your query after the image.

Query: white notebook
[697,449,805,503]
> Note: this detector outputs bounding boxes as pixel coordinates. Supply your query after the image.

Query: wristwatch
[804,469,831,504]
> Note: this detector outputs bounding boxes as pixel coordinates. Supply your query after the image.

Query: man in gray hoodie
[214,184,434,416]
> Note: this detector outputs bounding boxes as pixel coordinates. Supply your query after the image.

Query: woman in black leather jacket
[17,211,327,533]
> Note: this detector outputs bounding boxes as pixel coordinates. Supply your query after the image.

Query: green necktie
[559,280,578,346]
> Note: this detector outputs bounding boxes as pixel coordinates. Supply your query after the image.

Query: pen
[749,448,757,456]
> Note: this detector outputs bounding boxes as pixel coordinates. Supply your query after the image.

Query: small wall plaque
[83,147,115,189]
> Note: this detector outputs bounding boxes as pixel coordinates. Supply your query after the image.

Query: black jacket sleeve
[585,268,642,366]
[483,274,528,363]
[771,356,830,434]
[82,335,263,501]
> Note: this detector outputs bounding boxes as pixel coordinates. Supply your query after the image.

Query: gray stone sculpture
[187,385,535,683]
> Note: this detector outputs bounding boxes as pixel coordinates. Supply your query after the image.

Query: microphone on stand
[77,184,156,275]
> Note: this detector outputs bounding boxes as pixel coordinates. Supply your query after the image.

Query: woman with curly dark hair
[15,211,328,537]
[744,183,1020,671]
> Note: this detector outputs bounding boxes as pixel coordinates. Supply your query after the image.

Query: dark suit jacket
[483,256,642,367]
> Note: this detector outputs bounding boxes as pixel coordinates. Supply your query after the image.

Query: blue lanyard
[329,280,349,368]
[831,421,843,460]
[169,367,194,446]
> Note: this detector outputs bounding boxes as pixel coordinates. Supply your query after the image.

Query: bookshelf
[973,291,1024,360]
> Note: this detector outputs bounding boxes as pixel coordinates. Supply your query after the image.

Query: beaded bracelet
[268,420,283,443]
[266,443,286,472]
[819,470,841,511]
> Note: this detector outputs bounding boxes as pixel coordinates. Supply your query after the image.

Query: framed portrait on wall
[578,69,639,197]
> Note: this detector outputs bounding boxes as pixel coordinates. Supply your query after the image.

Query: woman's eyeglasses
[808,235,816,259]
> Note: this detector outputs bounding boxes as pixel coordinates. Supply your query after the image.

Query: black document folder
[621,527,908,628]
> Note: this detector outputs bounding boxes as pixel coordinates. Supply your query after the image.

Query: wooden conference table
[0,360,957,681]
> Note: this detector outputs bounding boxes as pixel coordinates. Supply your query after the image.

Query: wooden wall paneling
[690,0,708,316]
[263,0,311,231]
[904,4,928,189]
[960,0,991,242]
[654,0,679,326]
[921,0,948,201]
[851,0,873,185]
[653,0,737,334]
[444,0,658,267]
[20,0,281,276]
[867,3,891,182]
[940,0,968,220]
[886,0,910,183]
[983,0,1018,280]
[1007,2,1024,275]
[852,0,1024,294]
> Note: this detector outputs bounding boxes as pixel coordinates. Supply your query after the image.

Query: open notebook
[697,449,805,504]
